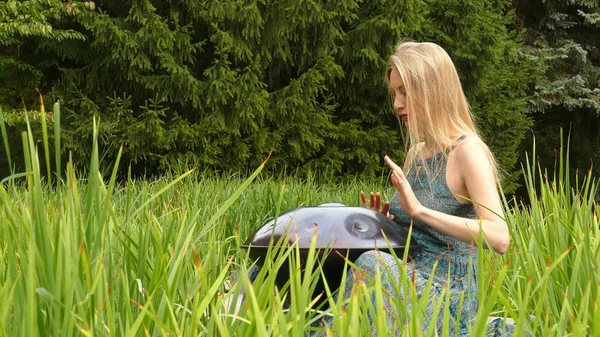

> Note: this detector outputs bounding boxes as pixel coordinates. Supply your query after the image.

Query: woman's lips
[400,114,408,121]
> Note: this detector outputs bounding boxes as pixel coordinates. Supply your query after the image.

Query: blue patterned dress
[387,144,478,335]
[313,140,481,336]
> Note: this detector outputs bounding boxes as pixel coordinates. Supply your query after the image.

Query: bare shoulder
[450,135,495,179]
[452,136,489,159]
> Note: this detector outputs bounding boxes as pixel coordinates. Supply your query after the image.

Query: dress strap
[449,135,467,151]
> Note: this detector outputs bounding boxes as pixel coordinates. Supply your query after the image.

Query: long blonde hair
[386,41,499,180]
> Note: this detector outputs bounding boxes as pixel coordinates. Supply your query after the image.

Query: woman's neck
[419,134,465,159]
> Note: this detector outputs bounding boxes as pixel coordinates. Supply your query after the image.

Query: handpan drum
[241,203,420,303]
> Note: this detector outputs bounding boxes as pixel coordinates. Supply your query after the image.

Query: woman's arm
[384,139,509,254]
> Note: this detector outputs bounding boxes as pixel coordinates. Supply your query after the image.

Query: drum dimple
[344,214,379,239]
[354,222,368,232]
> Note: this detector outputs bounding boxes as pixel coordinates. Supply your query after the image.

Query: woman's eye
[390,89,406,99]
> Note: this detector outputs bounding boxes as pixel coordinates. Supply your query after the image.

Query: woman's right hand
[360,191,395,220]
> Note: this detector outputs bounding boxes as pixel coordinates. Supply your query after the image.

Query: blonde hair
[386,41,499,180]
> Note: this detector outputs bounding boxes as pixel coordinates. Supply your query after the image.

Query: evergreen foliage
[0,0,91,174]
[1,0,542,191]
[515,0,600,186]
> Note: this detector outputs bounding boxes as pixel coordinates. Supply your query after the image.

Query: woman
[336,41,510,336]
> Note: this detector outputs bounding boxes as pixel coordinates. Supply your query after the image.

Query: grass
[0,103,598,336]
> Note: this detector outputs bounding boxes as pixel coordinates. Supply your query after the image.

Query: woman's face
[389,67,407,122]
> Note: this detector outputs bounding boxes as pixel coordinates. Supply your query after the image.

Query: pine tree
[1,0,543,188]
[0,0,89,108]
[514,0,600,186]
[0,0,92,175]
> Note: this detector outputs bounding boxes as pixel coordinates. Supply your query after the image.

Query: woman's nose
[394,94,405,111]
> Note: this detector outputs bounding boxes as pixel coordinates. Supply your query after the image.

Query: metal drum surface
[241,203,419,305]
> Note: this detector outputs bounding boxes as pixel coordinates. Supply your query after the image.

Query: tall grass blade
[53,101,61,185]
[35,89,52,185]
[0,106,13,175]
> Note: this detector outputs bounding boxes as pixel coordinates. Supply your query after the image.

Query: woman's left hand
[384,155,424,217]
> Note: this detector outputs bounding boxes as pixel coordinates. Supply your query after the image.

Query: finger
[392,170,405,184]
[395,167,407,179]
[360,191,368,207]
[384,155,404,174]
[390,172,402,189]
[375,192,382,211]
[370,192,375,209]
[382,201,390,215]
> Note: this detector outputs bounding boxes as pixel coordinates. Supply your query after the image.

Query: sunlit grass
[0,103,598,336]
